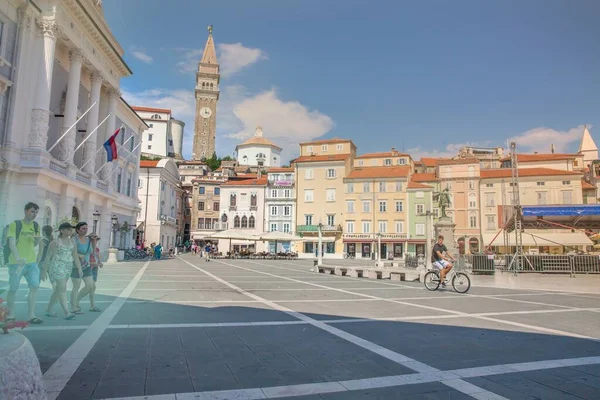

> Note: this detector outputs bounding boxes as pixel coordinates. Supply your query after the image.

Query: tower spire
[201,25,218,65]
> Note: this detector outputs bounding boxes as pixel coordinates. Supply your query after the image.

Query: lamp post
[111,215,118,248]
[376,232,382,266]
[317,219,323,267]
[92,210,100,234]
[107,215,119,263]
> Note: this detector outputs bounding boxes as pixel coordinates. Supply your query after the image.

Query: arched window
[241,216,248,228]
[230,194,237,207]
[72,206,80,222]
[210,83,213,89]
[250,194,257,207]
[234,216,240,228]
[202,82,205,88]
[249,216,255,228]
[44,206,52,226]
[221,214,228,222]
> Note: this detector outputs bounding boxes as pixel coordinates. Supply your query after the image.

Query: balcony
[229,205,237,211]
[250,205,258,211]
[297,224,343,233]
[268,179,295,187]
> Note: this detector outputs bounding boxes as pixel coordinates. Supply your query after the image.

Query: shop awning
[302,236,336,243]
[483,231,592,247]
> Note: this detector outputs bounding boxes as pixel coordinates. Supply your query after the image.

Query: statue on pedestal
[434,188,451,218]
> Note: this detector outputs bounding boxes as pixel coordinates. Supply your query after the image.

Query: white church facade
[235,126,282,168]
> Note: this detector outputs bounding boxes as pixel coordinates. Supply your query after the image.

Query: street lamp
[317,218,323,267]
[92,210,100,234]
[376,232,382,265]
[111,215,119,248]
[420,211,434,272]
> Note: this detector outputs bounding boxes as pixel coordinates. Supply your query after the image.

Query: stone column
[57,49,84,163]
[98,88,119,181]
[82,73,103,173]
[29,18,58,150]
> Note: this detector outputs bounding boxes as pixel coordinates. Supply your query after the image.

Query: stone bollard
[0,332,47,400]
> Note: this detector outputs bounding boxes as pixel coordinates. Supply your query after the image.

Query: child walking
[44,223,82,320]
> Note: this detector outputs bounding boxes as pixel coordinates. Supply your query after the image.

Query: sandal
[28,317,43,324]
[45,312,58,317]
[71,306,84,314]
[64,313,76,320]
[89,307,101,312]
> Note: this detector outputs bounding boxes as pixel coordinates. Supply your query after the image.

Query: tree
[206,152,221,171]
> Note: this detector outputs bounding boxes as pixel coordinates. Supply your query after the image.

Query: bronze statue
[434,188,451,218]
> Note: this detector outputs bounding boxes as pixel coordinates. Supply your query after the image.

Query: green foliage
[140,155,162,161]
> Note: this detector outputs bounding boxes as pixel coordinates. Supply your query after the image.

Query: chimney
[551,144,555,154]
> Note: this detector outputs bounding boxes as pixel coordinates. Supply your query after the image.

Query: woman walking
[43,223,81,320]
[70,222,98,314]
[88,239,103,311]
[37,225,58,316]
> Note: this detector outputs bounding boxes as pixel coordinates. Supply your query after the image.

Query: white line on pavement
[237,259,599,341]
[43,261,150,400]
[178,257,509,400]
[103,355,600,400]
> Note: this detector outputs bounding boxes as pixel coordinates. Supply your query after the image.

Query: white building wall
[236,144,282,168]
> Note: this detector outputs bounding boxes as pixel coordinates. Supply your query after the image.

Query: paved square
[2,255,600,399]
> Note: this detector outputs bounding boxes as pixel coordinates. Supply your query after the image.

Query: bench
[318,266,335,274]
[389,271,406,281]
[348,267,364,278]
[334,267,349,276]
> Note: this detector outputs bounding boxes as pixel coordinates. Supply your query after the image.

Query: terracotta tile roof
[267,167,294,173]
[437,157,480,165]
[140,160,160,168]
[414,160,423,165]
[222,177,268,187]
[356,151,410,159]
[292,154,350,163]
[480,168,581,179]
[407,181,433,189]
[132,106,171,114]
[420,157,449,167]
[346,166,411,179]
[582,180,597,190]
[299,138,354,146]
[499,153,580,162]
[411,172,438,182]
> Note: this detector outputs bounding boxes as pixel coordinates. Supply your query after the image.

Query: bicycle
[424,264,471,293]
[343,253,355,259]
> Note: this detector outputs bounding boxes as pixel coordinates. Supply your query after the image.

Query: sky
[104,0,600,163]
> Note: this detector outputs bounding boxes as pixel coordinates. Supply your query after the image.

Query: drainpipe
[143,167,150,244]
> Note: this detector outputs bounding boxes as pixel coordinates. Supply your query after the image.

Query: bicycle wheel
[424,271,440,291]
[452,272,471,293]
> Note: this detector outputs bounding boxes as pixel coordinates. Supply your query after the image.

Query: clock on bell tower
[192,25,219,161]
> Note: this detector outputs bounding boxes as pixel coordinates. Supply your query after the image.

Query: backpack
[3,220,39,264]
[39,238,50,263]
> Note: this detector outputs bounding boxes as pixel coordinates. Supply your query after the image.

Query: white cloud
[132,51,153,64]
[508,124,589,154]
[406,142,479,160]
[223,88,334,162]
[217,43,267,77]
[175,43,266,76]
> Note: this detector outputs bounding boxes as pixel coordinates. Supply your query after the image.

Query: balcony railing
[229,205,237,211]
[267,179,295,187]
[297,224,343,233]
[250,205,257,211]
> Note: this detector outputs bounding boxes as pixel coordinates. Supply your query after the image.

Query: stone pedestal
[434,217,459,256]
[107,247,118,263]
[0,332,47,400]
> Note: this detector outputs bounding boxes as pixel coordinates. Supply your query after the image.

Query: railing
[229,205,237,211]
[250,205,257,211]
[76,171,91,185]
[267,179,295,187]
[49,159,67,175]
[97,181,108,192]
[465,254,600,275]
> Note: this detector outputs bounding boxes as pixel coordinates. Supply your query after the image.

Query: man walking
[5,202,43,324]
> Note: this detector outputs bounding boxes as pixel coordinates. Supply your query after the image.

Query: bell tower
[193,25,219,160]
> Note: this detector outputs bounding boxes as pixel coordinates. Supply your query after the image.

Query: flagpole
[73,114,110,154]
[108,142,142,178]
[48,101,97,153]
[80,144,106,172]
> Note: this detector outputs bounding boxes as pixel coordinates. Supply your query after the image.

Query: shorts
[433,260,451,270]
[8,263,40,291]
[91,266,98,282]
[71,266,93,279]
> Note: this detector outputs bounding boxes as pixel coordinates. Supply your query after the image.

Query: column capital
[90,71,105,84]
[18,5,35,28]
[107,87,121,100]
[36,18,58,39]
[69,49,87,64]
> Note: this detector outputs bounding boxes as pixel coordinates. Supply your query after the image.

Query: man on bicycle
[432,235,455,288]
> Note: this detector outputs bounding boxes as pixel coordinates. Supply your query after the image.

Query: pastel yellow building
[343,166,411,259]
[353,149,414,169]
[294,139,356,258]
[479,167,591,253]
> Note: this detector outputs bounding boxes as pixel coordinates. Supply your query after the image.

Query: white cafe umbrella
[259,231,304,252]
[204,229,260,254]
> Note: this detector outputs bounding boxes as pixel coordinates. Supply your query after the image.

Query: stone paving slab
[110,302,297,325]
[23,330,85,373]
[277,299,451,321]
[58,325,416,399]
[413,296,565,314]
[501,293,600,309]
[331,320,600,371]
[126,289,252,302]
[491,310,600,339]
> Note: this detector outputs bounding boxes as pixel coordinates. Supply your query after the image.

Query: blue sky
[104,0,600,162]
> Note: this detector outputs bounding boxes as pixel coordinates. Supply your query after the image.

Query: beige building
[190,176,227,242]
[436,158,483,253]
[294,138,356,258]
[479,167,591,253]
[353,149,413,169]
[343,166,411,259]
[500,153,586,172]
